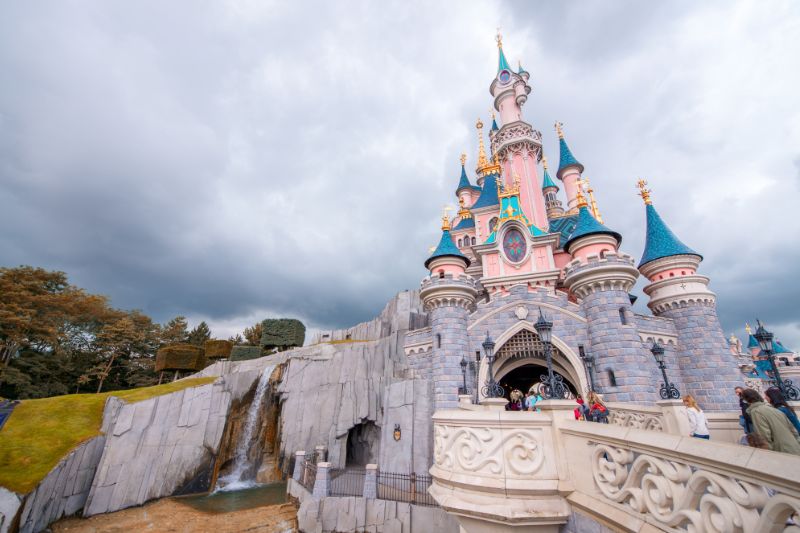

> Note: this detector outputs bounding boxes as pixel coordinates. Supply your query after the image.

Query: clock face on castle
[498,69,511,84]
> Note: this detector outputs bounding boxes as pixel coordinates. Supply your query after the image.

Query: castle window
[346,334,351,340]
[436,334,441,348]
[669,272,674,277]
[681,271,686,275]
[438,270,445,279]
[471,236,476,245]
[618,308,628,325]
[457,238,462,247]
[607,369,617,387]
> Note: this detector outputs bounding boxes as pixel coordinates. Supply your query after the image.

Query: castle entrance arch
[478,324,588,401]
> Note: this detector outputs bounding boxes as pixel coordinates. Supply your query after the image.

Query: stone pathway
[51,497,298,533]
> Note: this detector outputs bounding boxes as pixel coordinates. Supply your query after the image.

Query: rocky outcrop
[11,397,123,533]
[277,334,410,468]
[83,369,265,516]
[0,488,21,533]
[378,380,433,474]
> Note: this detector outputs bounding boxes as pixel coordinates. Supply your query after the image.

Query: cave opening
[345,421,379,467]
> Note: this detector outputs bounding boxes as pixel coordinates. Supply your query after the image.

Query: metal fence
[328,467,366,497]
[376,471,436,507]
[300,459,317,492]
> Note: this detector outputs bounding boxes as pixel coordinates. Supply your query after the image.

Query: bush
[230,345,264,361]
[204,339,233,359]
[155,344,206,371]
[260,319,306,349]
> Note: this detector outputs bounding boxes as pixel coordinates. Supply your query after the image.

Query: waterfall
[216,365,274,491]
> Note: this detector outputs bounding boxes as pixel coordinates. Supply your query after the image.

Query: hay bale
[230,345,264,361]
[155,344,206,372]
[260,319,306,350]
[204,339,233,360]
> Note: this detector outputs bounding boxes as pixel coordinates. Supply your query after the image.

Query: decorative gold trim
[636,179,652,205]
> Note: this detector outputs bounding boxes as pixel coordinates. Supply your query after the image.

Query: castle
[407,33,743,412]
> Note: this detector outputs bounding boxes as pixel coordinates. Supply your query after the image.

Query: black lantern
[534,308,567,399]
[754,319,799,400]
[458,354,468,395]
[481,332,504,398]
[651,342,680,399]
[578,345,597,393]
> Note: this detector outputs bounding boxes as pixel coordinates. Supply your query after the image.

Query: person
[735,386,753,433]
[574,395,586,420]
[587,391,608,423]
[508,389,524,411]
[742,388,800,455]
[526,385,544,412]
[682,395,710,439]
[764,387,800,434]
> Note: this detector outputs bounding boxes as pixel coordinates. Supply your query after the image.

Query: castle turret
[636,180,740,410]
[489,33,547,230]
[555,122,585,212]
[454,153,478,207]
[421,213,479,409]
[563,189,655,403]
[541,156,564,218]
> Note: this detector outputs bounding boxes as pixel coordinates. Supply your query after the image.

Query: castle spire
[496,30,510,73]
[554,121,584,179]
[475,118,501,178]
[455,153,474,195]
[584,177,603,223]
[637,182,701,268]
[541,156,558,190]
[491,111,499,132]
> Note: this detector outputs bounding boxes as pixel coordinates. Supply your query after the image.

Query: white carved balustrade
[606,402,666,432]
[430,398,570,533]
[558,420,800,533]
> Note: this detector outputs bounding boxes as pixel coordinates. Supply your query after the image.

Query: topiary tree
[260,319,305,351]
[155,344,206,382]
[204,339,233,360]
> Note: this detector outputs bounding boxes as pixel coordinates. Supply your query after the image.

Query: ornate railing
[606,403,665,432]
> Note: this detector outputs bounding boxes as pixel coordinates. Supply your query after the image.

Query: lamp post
[458,354,468,395]
[578,345,597,393]
[473,350,481,404]
[754,320,799,401]
[651,342,680,399]
[481,332,504,398]
[534,308,567,399]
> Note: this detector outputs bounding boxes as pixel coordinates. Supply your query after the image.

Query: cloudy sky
[2,0,799,347]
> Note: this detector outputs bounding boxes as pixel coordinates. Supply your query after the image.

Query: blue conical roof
[425,229,470,269]
[498,46,511,73]
[541,167,558,190]
[556,136,584,179]
[456,163,473,194]
[747,334,759,349]
[491,117,499,131]
[563,206,621,253]
[453,216,475,230]
[638,203,701,268]
[518,62,528,75]
[774,341,793,354]
[471,172,500,209]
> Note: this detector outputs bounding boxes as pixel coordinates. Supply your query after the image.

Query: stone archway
[478,323,588,401]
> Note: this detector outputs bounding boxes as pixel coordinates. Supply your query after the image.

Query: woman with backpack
[764,387,800,434]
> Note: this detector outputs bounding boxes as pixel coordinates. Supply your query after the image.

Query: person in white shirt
[683,395,710,439]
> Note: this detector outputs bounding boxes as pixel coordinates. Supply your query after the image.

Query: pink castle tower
[489,33,548,231]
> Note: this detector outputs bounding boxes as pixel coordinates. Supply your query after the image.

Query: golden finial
[441,206,452,231]
[636,179,652,205]
[584,177,604,223]
[745,323,752,335]
[496,28,502,48]
[460,153,466,166]
[576,178,588,208]
[542,155,548,170]
[475,118,489,171]
[554,121,564,139]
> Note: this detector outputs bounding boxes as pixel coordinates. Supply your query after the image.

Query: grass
[0,377,216,494]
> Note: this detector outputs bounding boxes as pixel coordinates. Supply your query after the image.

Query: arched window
[618,308,628,325]
[436,334,441,348]
[607,369,617,387]
[457,238,462,247]
[438,270,445,279]
[471,236,476,245]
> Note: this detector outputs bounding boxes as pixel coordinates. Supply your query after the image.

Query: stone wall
[311,290,427,344]
[277,334,409,469]
[83,369,264,516]
[659,302,741,410]
[289,478,458,533]
[378,380,433,474]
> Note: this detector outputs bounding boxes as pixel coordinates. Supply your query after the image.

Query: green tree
[187,321,211,347]
[160,316,189,346]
